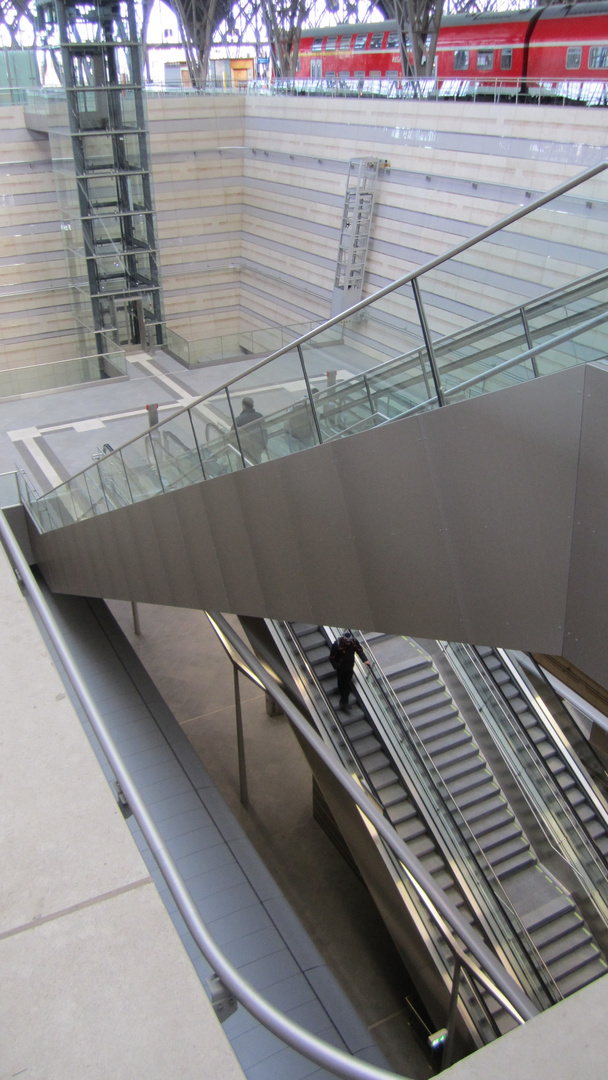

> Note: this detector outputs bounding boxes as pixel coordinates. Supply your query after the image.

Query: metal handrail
[442,642,608,926]
[349,631,559,1003]
[0,508,537,1078]
[0,510,408,1080]
[25,159,608,498]
[497,649,608,836]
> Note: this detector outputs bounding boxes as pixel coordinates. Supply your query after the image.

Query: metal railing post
[520,307,540,378]
[442,957,462,1070]
[233,664,249,807]
[412,277,445,406]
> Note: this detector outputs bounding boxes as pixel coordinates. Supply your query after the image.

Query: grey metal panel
[564,362,608,685]
[31,365,607,682]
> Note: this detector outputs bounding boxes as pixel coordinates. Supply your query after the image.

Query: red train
[291,5,608,103]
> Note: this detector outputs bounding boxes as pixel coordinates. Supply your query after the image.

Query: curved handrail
[24,159,608,498]
[0,508,537,1080]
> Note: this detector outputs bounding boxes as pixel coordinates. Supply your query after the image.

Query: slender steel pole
[519,307,539,378]
[233,664,249,806]
[442,958,462,1071]
[412,277,445,407]
[131,601,141,636]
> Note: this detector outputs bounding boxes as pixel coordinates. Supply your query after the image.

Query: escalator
[259,619,608,1046]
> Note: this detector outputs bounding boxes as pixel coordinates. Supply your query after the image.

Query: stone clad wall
[147,93,607,353]
[0,94,606,371]
[0,106,74,370]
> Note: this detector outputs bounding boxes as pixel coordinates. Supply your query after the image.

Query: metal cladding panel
[564,362,608,688]
[30,365,595,662]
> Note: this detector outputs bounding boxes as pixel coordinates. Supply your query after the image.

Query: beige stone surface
[443,974,608,1080]
[0,548,245,1079]
[0,884,245,1080]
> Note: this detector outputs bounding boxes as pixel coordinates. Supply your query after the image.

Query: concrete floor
[109,599,434,1080]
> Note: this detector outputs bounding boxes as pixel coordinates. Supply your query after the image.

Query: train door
[311,59,322,80]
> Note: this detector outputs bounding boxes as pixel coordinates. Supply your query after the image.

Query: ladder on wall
[331,159,379,317]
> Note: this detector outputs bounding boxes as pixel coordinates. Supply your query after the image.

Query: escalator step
[532,912,583,950]
[495,850,537,879]
[445,769,492,798]
[477,821,522,853]
[467,806,514,838]
[362,751,391,774]
[352,735,383,756]
[486,835,531,868]
[542,926,593,965]
[407,692,452,718]
[458,781,505,810]
[395,817,427,843]
[408,704,459,731]
[550,941,607,983]
[385,791,414,815]
[464,794,506,824]
[426,728,473,758]
[523,895,577,932]
[372,766,400,790]
[441,755,484,785]
[417,716,464,743]
[555,957,608,997]
[431,741,478,769]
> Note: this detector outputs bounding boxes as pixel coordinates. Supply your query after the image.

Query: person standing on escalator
[234,396,268,464]
[329,631,370,711]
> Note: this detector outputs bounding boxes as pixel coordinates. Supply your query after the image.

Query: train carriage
[292,6,608,104]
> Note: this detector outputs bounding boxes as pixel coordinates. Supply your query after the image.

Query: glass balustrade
[21,166,608,533]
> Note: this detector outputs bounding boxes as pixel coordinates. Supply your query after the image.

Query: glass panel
[434,314,534,402]
[229,348,315,461]
[119,437,164,501]
[96,451,134,509]
[48,481,77,527]
[153,412,205,491]
[367,348,438,417]
[189,389,244,478]
[316,373,376,441]
[525,275,608,377]
[83,465,109,516]
[68,474,95,522]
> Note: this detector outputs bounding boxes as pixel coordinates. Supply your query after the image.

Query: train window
[387,32,399,49]
[311,38,323,52]
[386,70,399,80]
[339,36,353,51]
[325,37,337,52]
[566,47,582,69]
[453,50,469,71]
[500,48,512,71]
[326,71,336,84]
[477,50,494,70]
[354,70,365,78]
[370,70,381,78]
[339,71,350,84]
[354,34,368,50]
[589,46,608,69]
[370,33,384,49]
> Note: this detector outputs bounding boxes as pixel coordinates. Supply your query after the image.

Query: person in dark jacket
[329,631,370,710]
[234,396,268,464]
